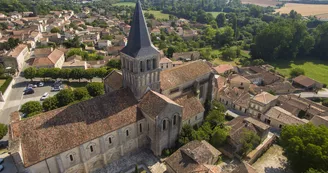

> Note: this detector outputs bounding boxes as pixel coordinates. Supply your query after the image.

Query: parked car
[0,164,4,172]
[28,84,37,88]
[51,86,63,92]
[40,92,49,101]
[24,88,34,95]
[20,113,27,119]
[38,82,44,87]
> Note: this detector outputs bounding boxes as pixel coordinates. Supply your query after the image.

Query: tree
[0,123,7,140]
[55,89,75,107]
[86,82,104,97]
[59,68,72,81]
[167,46,175,58]
[280,124,328,172]
[70,68,85,82]
[239,129,261,156]
[20,101,43,116]
[106,59,121,69]
[178,124,194,147]
[210,127,228,148]
[216,13,226,27]
[205,109,225,128]
[48,68,61,79]
[290,68,305,78]
[96,68,109,81]
[84,68,96,82]
[73,87,90,101]
[50,27,60,33]
[222,47,237,60]
[24,67,37,81]
[42,97,59,111]
[323,99,328,107]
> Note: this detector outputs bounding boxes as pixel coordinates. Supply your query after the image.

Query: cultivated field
[241,0,281,7]
[113,2,135,7]
[276,3,328,16]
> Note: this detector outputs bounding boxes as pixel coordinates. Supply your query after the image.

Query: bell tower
[120,0,161,100]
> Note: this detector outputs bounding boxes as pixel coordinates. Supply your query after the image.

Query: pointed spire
[121,0,159,58]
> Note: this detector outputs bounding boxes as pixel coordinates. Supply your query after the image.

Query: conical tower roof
[121,0,159,58]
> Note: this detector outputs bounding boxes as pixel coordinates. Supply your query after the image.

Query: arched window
[153,59,156,69]
[173,115,177,125]
[90,145,94,152]
[69,155,74,162]
[109,137,112,144]
[126,130,129,136]
[163,120,166,130]
[140,61,143,72]
[139,124,142,133]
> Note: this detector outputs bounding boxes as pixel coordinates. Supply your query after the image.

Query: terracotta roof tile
[160,60,212,90]
[213,64,234,74]
[7,44,27,57]
[104,70,123,90]
[292,75,317,87]
[265,106,307,125]
[139,90,180,118]
[174,95,205,120]
[252,92,277,104]
[14,88,139,167]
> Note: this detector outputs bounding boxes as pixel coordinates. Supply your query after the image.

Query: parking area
[21,83,57,105]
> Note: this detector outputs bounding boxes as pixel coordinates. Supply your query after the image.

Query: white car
[38,82,44,87]
[40,92,49,101]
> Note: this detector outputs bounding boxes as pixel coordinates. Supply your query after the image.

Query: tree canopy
[280,124,328,173]
[20,101,43,117]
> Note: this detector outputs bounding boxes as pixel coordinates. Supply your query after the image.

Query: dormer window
[139,124,142,133]
[90,145,94,152]
[109,137,112,144]
[126,130,129,136]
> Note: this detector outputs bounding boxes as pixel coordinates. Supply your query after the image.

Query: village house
[248,92,277,119]
[159,57,173,70]
[165,140,222,173]
[104,70,123,93]
[261,106,307,129]
[218,86,251,114]
[228,74,251,90]
[213,64,235,76]
[97,40,112,49]
[292,75,323,91]
[62,55,87,70]
[0,44,29,71]
[226,116,270,154]
[32,48,65,68]
[172,51,200,62]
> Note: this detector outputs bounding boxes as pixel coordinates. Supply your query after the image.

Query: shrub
[0,76,12,93]
[20,101,43,116]
[323,99,328,107]
[86,82,104,97]
[55,89,75,107]
[0,123,7,140]
[290,68,305,78]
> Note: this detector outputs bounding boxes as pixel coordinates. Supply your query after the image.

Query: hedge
[0,77,13,94]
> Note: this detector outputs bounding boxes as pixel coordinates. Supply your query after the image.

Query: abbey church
[8,1,214,173]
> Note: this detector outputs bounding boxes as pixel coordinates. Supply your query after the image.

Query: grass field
[147,10,170,20]
[206,12,224,17]
[210,49,250,66]
[113,2,135,7]
[241,0,281,7]
[274,59,328,84]
[276,3,328,17]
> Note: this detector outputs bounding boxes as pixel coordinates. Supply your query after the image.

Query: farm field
[276,3,328,17]
[274,59,328,85]
[147,10,170,20]
[241,0,281,7]
[113,2,135,7]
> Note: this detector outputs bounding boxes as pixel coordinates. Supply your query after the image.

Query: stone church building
[8,1,214,173]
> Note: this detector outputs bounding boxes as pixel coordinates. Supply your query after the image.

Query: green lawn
[274,59,328,85]
[113,2,135,7]
[206,12,224,17]
[146,10,170,20]
[209,48,250,66]
[64,82,88,90]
